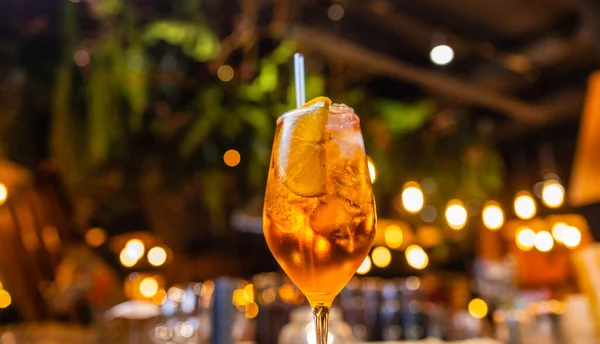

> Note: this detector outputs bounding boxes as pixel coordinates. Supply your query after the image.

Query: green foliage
[375,98,431,135]
[142,21,220,62]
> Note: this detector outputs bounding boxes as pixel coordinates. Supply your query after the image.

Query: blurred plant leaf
[375,99,430,135]
[142,21,220,62]
[179,87,222,157]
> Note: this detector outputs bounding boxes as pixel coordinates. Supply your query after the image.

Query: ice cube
[310,195,349,237]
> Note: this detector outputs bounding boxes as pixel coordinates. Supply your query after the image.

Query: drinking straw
[294,53,306,108]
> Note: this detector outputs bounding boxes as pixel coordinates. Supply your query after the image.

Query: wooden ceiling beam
[289,26,582,124]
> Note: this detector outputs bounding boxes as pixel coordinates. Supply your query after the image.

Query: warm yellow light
[534,230,554,252]
[278,284,298,304]
[85,228,107,247]
[562,226,582,249]
[245,302,259,319]
[120,248,138,267]
[217,65,235,82]
[402,182,424,214]
[552,222,568,243]
[356,256,372,275]
[0,281,3,290]
[367,157,377,184]
[223,149,241,167]
[148,247,167,266]
[445,200,468,230]
[0,184,7,205]
[139,277,159,298]
[233,289,248,306]
[152,289,167,305]
[514,191,536,220]
[468,298,488,319]
[516,227,535,251]
[482,201,504,231]
[542,180,565,208]
[243,284,254,303]
[384,225,403,249]
[405,245,428,270]
[371,246,392,268]
[0,290,11,308]
[125,239,145,260]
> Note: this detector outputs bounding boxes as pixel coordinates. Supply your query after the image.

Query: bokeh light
[125,239,145,260]
[327,4,345,21]
[534,230,554,252]
[73,50,90,67]
[356,256,372,275]
[468,298,488,319]
[245,302,259,319]
[120,248,138,267]
[420,205,437,222]
[85,228,107,247]
[0,183,7,205]
[514,191,536,220]
[402,182,424,214]
[384,225,403,249]
[152,289,167,305]
[371,246,392,268]
[0,290,11,309]
[516,227,535,251]
[223,149,241,167]
[542,180,565,208]
[405,276,420,291]
[562,226,581,249]
[445,200,467,230]
[552,222,568,243]
[148,246,167,266]
[217,65,234,82]
[430,45,454,65]
[482,201,504,231]
[367,157,377,184]
[168,287,184,302]
[405,245,428,270]
[140,277,159,298]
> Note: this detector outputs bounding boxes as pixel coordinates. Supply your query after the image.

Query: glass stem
[313,305,330,344]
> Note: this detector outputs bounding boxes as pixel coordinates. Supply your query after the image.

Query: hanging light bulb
[516,227,535,251]
[405,245,428,270]
[445,199,467,230]
[562,226,582,249]
[482,201,504,231]
[514,191,536,220]
[534,230,554,252]
[541,180,565,208]
[401,182,424,214]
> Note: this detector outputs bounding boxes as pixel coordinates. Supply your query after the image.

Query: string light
[120,248,138,267]
[223,149,241,167]
[534,230,554,252]
[516,227,535,251]
[367,157,377,184]
[245,302,259,319]
[562,226,581,249]
[514,191,536,220]
[217,65,234,82]
[552,222,568,243]
[356,256,372,275]
[430,45,454,65]
[405,245,428,270]
[482,201,504,231]
[125,239,145,261]
[140,277,159,298]
[402,182,424,214]
[542,180,565,208]
[384,225,403,249]
[468,298,488,319]
[148,247,167,267]
[371,246,392,268]
[405,276,420,291]
[445,199,467,230]
[0,290,11,308]
[85,228,107,247]
[0,183,7,205]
